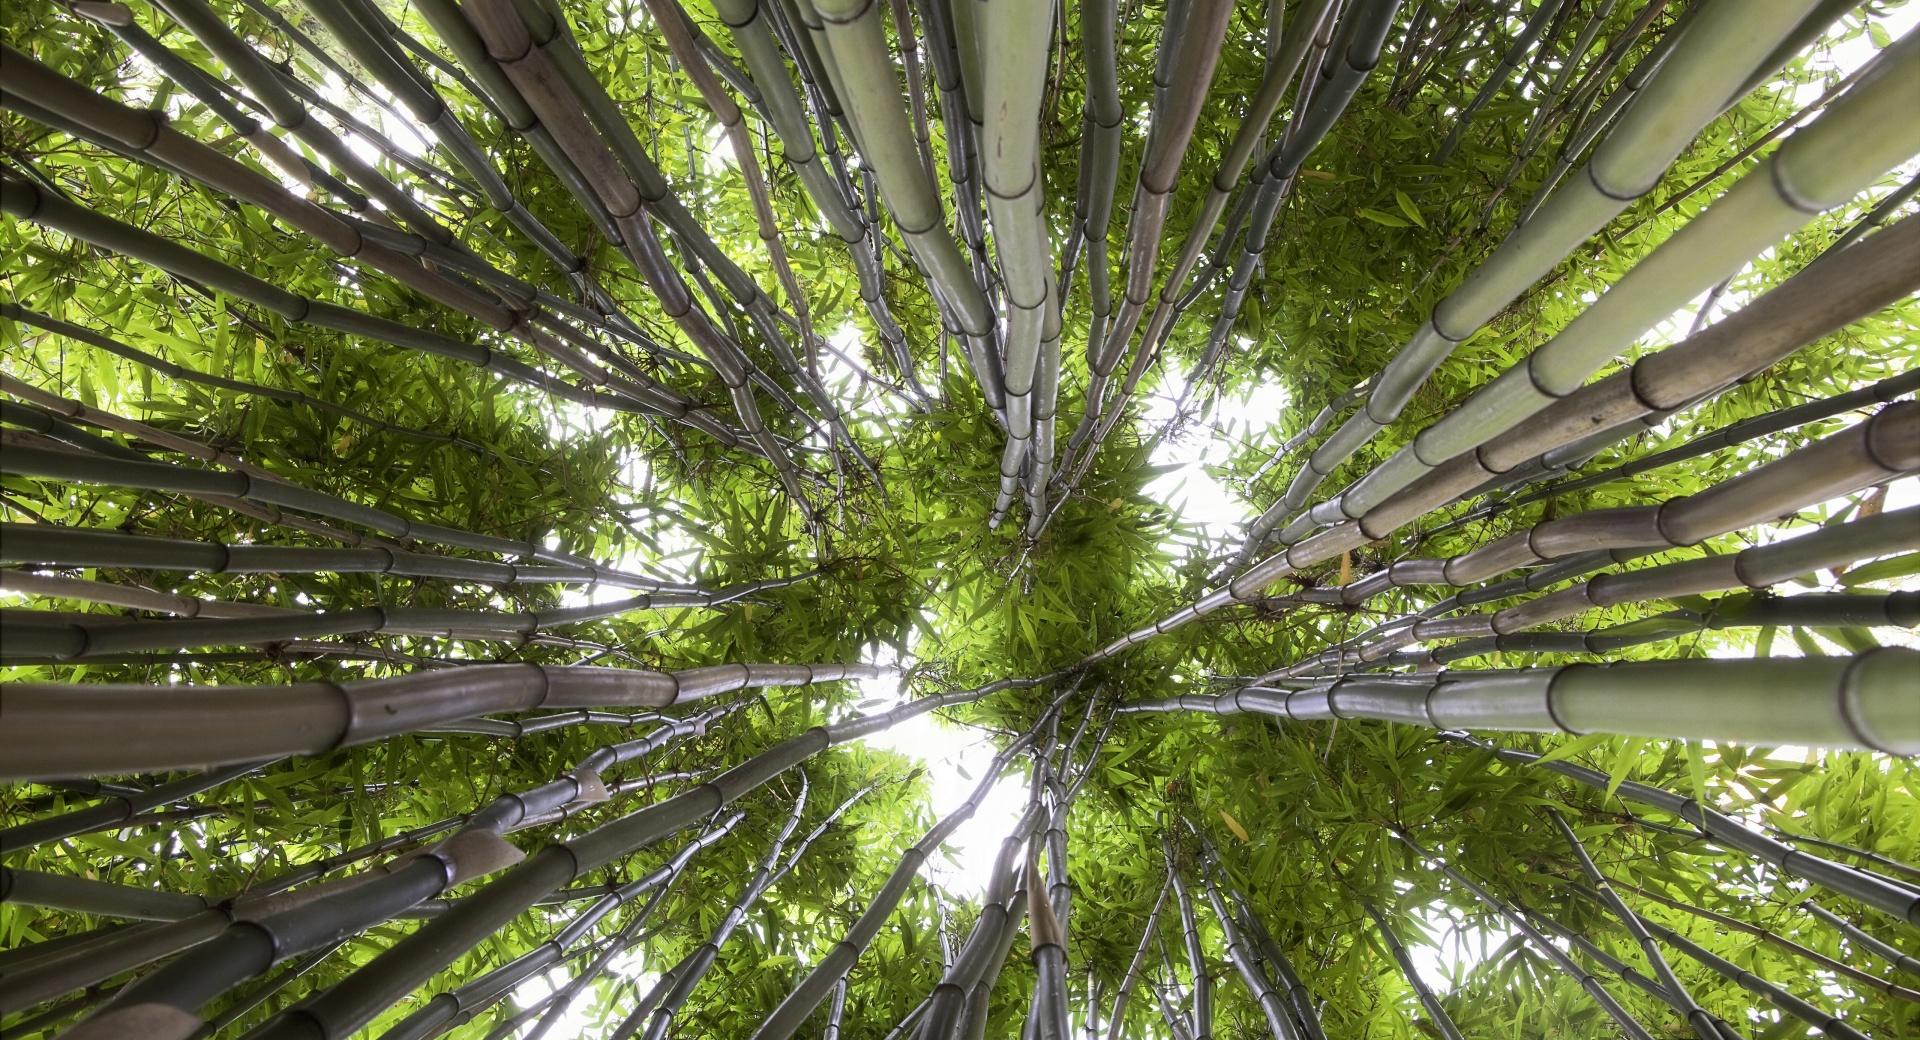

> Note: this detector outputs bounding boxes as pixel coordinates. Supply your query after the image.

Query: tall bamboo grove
[1,0,1917,1037]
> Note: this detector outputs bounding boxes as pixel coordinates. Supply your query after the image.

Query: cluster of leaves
[2,0,1917,1037]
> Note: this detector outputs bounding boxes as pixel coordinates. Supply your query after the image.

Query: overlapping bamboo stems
[0,176,745,441]
[1429,0,1570,166]
[1101,876,1172,1040]
[1806,903,1917,981]
[1165,832,1213,1040]
[1024,859,1072,1040]
[706,0,921,400]
[1272,504,1920,679]
[1366,589,1918,671]
[0,522,705,594]
[1549,813,1719,1040]
[1590,879,1920,1002]
[143,0,461,246]
[1391,829,1656,1040]
[627,777,884,1040]
[60,672,1059,1040]
[1563,887,1871,1040]
[913,800,1047,1039]
[1190,851,1328,1036]
[1056,0,1235,474]
[1507,0,1624,173]
[1514,908,1744,1038]
[1360,902,1463,1040]
[1236,0,1842,565]
[1426,368,1920,541]
[0,660,883,777]
[1,716,729,1018]
[638,0,886,483]
[1321,30,1920,527]
[456,0,832,375]
[1082,209,1920,664]
[747,684,1074,1040]
[285,0,630,310]
[0,421,611,571]
[1180,827,1299,1038]
[1127,644,1920,750]
[1060,0,1404,504]
[441,0,818,506]
[980,0,1061,528]
[0,761,270,852]
[66,1,365,210]
[806,0,995,382]
[0,567,801,661]
[1512,0,1695,229]
[1159,0,1344,407]
[1437,732,1920,925]
[377,809,748,1040]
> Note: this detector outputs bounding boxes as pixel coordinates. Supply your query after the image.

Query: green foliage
[2,1,1917,1038]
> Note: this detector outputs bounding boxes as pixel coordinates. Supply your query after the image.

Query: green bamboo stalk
[1342,215,1920,541]
[1128,648,1920,752]
[1361,902,1464,1040]
[1274,504,1920,678]
[747,684,1074,1040]
[1248,0,1855,554]
[1392,829,1656,1040]
[1339,30,1920,522]
[1430,0,1571,166]
[1438,732,1920,925]
[0,661,882,778]
[1550,812,1718,1040]
[810,0,993,344]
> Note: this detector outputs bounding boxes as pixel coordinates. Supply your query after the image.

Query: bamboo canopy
[3,1,1918,1038]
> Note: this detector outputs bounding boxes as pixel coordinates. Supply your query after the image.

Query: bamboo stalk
[1276,505,1920,677]
[0,661,883,778]
[1361,901,1464,1040]
[1551,812,1718,1040]
[748,685,1075,1040]
[1392,830,1656,1040]
[1339,31,1920,522]
[102,673,1056,1040]
[1166,831,1213,1040]
[1438,732,1920,926]
[1127,648,1920,752]
[1090,395,1920,662]
[1243,0,1870,558]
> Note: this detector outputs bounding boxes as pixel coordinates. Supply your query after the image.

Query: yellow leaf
[1220,809,1250,843]
[1338,550,1352,586]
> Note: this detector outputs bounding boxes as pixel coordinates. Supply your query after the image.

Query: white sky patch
[1139,363,1290,559]
[844,645,1029,900]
